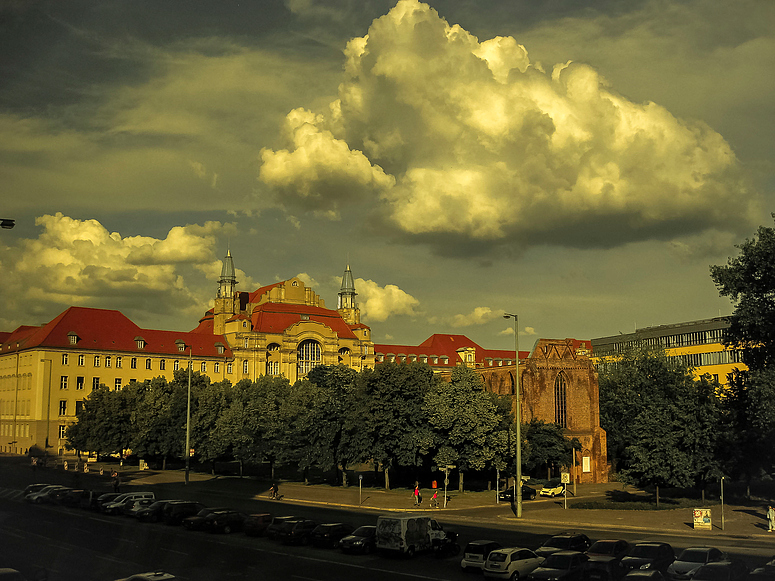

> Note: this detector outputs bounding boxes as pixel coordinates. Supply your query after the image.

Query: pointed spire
[338,264,356,310]
[218,249,238,298]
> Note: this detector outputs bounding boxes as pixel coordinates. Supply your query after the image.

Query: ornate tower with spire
[214,250,238,335]
[337,264,359,325]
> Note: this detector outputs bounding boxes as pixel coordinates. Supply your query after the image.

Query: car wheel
[363,544,371,555]
[511,572,520,581]
[406,546,415,558]
[452,544,461,556]
[223,525,232,534]
[529,492,536,500]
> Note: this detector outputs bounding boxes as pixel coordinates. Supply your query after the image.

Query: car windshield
[466,544,494,555]
[489,552,509,563]
[589,541,617,555]
[352,526,374,536]
[631,546,661,558]
[545,538,572,549]
[545,554,573,569]
[679,550,711,563]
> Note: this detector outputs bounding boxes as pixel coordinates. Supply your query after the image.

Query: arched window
[554,372,568,428]
[266,343,281,376]
[297,340,321,377]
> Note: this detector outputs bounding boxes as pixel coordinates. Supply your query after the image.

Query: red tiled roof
[1,306,232,358]
[251,302,358,339]
[375,333,529,368]
[248,282,283,304]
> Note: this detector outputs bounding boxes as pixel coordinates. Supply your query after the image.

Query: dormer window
[67,332,79,345]
[134,337,146,349]
[242,321,248,328]
[300,314,309,320]
[175,339,186,352]
[215,342,225,355]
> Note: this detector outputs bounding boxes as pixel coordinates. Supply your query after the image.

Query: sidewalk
[122,467,770,541]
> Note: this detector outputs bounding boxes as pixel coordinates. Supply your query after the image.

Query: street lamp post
[503,313,522,518]
[184,346,192,485]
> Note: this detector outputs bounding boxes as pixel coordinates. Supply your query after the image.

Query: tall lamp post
[503,313,522,518]
[184,345,192,485]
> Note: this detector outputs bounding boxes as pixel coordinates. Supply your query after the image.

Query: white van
[102,491,155,515]
[375,513,446,557]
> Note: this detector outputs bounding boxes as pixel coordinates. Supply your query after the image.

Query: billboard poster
[693,508,712,530]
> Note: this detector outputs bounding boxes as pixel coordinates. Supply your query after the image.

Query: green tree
[355,362,436,490]
[190,377,234,472]
[522,419,578,479]
[424,365,510,491]
[66,384,134,457]
[710,214,775,372]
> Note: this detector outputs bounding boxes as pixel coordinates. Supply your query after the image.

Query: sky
[1,0,773,351]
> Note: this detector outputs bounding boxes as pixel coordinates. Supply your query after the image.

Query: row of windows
[0,399,31,416]
[375,354,515,367]
[0,422,30,437]
[595,328,728,355]
[669,349,743,369]
[0,374,32,391]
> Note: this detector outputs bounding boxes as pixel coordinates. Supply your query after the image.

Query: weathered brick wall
[478,338,608,483]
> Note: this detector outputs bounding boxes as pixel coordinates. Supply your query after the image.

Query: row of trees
[66,363,576,490]
[599,214,775,495]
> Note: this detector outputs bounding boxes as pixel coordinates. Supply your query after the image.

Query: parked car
[621,542,675,574]
[22,483,50,496]
[339,525,377,554]
[667,548,726,581]
[498,486,538,502]
[748,556,775,580]
[182,507,229,531]
[528,551,590,581]
[94,492,122,511]
[102,492,155,515]
[162,500,206,526]
[310,523,354,548]
[692,561,748,581]
[484,547,544,581]
[136,500,182,523]
[539,483,566,497]
[244,513,273,537]
[624,571,667,581]
[536,533,592,558]
[586,540,632,581]
[265,516,299,540]
[57,489,93,508]
[122,498,156,517]
[276,519,318,545]
[461,540,503,573]
[202,509,246,534]
[49,487,75,504]
[25,484,67,504]
[113,572,176,581]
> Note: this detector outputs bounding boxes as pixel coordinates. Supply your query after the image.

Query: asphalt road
[2,488,774,581]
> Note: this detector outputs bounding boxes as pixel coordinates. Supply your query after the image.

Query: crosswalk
[0,488,26,502]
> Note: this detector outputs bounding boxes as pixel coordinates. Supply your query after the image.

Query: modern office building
[591,317,746,384]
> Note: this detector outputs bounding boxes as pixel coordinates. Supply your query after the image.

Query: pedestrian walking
[112,470,121,493]
[767,505,775,532]
[431,490,439,508]
[413,484,421,505]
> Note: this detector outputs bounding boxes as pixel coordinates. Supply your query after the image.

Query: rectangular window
[266,361,279,375]
[114,378,122,390]
[92,377,100,390]
[227,363,233,374]
[116,356,122,368]
[78,354,85,366]
[60,376,68,390]
[62,353,69,365]
[94,355,100,367]
[105,356,111,368]
[174,360,180,371]
[58,424,67,439]
[159,359,166,371]
[76,377,84,390]
[131,357,137,369]
[59,401,67,416]
[75,400,84,415]
[242,360,249,374]
[146,358,152,370]
[200,362,207,373]
[213,362,220,373]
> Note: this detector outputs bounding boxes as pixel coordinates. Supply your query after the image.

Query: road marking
[250,547,454,580]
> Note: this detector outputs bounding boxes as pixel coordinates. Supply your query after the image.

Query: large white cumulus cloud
[0,214,246,331]
[259,0,758,250]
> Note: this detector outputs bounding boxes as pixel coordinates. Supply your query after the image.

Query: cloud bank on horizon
[259,0,759,253]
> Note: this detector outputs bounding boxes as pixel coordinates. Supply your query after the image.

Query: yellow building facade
[591,317,746,384]
[0,255,374,456]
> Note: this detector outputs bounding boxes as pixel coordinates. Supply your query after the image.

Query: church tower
[337,264,360,325]
[214,250,238,335]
